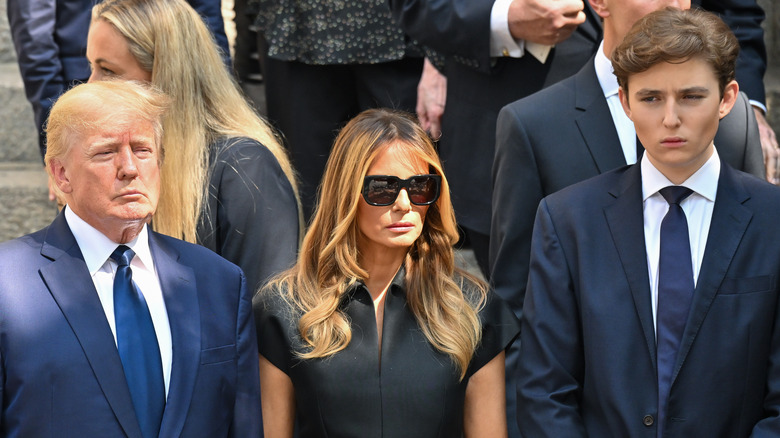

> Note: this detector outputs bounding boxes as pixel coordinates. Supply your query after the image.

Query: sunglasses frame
[361,174,442,206]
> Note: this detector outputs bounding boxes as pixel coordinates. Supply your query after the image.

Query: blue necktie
[111,245,165,438]
[656,186,694,437]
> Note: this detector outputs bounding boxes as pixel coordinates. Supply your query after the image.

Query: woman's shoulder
[451,270,488,306]
[253,281,301,323]
[210,136,280,166]
[253,282,306,374]
[208,135,294,197]
[450,271,520,377]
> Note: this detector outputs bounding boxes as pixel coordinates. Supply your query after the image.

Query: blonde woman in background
[87,0,301,291]
[254,109,519,437]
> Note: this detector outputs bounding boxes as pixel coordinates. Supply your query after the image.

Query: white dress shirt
[65,206,172,396]
[641,149,720,333]
[489,0,551,62]
[594,41,637,165]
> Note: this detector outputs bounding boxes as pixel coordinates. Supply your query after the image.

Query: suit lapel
[39,213,144,438]
[603,165,658,367]
[573,60,627,173]
[151,234,201,438]
[672,164,752,384]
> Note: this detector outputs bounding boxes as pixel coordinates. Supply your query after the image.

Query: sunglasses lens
[408,176,438,204]
[366,177,399,205]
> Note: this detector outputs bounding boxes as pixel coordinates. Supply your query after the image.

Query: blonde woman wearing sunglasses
[254,108,519,437]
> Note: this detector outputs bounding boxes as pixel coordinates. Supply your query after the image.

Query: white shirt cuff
[750,99,767,115]
[490,0,525,58]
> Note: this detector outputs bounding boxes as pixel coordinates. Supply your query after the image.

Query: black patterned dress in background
[251,0,424,220]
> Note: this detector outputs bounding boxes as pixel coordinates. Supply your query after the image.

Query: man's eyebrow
[678,86,710,94]
[635,86,711,95]
[634,88,660,96]
[88,138,120,149]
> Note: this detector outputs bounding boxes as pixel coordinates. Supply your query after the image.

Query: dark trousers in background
[263,56,423,220]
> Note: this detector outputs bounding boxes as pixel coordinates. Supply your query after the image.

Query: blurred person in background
[87,0,301,293]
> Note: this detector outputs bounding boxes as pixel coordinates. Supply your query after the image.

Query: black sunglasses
[362,174,442,206]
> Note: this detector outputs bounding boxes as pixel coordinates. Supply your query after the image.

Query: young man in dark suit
[0,80,260,437]
[518,8,780,436]
[490,0,765,355]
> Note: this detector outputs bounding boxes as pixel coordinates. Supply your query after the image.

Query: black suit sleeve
[699,0,767,105]
[516,199,587,437]
[387,0,494,72]
[490,104,547,321]
[187,0,231,61]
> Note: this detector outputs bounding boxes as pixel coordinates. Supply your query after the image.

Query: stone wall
[0,2,14,63]
[759,0,780,131]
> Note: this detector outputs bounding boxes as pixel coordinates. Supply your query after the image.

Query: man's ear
[718,80,739,120]
[49,158,73,194]
[618,87,633,121]
[589,0,609,19]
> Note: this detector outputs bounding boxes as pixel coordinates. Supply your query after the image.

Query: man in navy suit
[518,8,780,436]
[0,80,260,437]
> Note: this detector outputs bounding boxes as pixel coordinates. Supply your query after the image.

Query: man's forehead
[79,115,156,140]
[627,58,717,89]
[86,130,155,145]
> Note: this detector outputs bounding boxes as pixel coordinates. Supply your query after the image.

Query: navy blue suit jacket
[0,212,260,437]
[518,162,780,436]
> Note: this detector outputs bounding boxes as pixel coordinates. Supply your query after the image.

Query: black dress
[253,268,520,437]
[197,137,299,293]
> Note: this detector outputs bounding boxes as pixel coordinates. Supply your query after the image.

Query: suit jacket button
[643,415,654,426]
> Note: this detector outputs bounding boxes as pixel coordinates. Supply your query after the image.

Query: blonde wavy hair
[92,0,301,242]
[266,109,487,379]
[45,80,170,200]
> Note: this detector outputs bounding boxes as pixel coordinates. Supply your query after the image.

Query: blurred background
[1,0,777,246]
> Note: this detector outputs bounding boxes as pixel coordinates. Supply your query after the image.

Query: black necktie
[111,245,165,438]
[656,186,694,437]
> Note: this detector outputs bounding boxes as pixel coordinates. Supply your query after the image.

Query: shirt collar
[64,206,154,274]
[349,265,407,303]
[641,147,720,202]
[594,40,619,99]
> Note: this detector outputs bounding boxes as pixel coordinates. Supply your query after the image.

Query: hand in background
[417,58,447,141]
[508,0,586,45]
[755,108,780,184]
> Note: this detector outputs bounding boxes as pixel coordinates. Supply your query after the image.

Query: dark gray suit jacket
[388,0,603,234]
[518,162,780,436]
